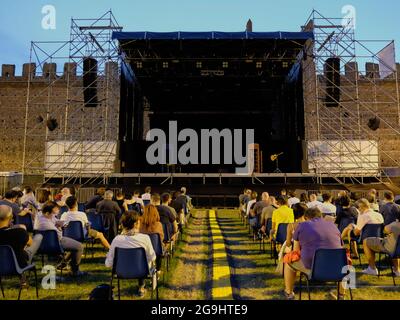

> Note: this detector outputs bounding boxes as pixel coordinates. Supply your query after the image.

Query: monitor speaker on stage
[83,57,98,107]
[325,57,341,107]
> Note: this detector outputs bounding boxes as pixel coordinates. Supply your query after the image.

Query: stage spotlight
[222,61,229,68]
[256,61,262,68]
[196,61,202,68]
[163,62,169,68]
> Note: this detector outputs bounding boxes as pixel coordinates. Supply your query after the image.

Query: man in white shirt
[320,193,337,217]
[105,211,156,297]
[35,201,86,277]
[141,186,152,206]
[287,191,300,208]
[61,196,110,249]
[342,198,384,262]
[307,193,324,212]
[246,191,258,217]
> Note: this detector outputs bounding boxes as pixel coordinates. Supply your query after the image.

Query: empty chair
[110,247,158,300]
[299,248,353,300]
[0,245,39,300]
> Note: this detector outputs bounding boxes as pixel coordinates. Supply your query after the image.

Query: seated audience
[35,201,86,276]
[285,202,308,247]
[140,204,164,273]
[141,186,152,205]
[320,193,337,217]
[105,211,156,297]
[270,196,294,239]
[249,192,269,229]
[283,207,343,300]
[287,191,300,208]
[246,191,258,217]
[155,193,178,241]
[85,187,105,211]
[335,195,358,232]
[307,193,324,212]
[0,190,32,224]
[342,198,384,259]
[96,190,121,242]
[260,196,277,234]
[368,194,379,212]
[21,186,39,212]
[0,205,43,268]
[380,191,400,226]
[61,196,110,249]
[299,192,309,204]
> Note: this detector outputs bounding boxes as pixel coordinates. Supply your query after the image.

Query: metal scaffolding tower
[302,10,400,183]
[22,11,122,185]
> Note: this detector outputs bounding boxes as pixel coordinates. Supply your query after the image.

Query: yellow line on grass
[209,209,233,300]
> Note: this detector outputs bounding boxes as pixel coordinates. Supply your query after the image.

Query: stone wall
[0,62,120,173]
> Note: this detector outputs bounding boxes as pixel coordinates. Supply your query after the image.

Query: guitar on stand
[270,152,284,173]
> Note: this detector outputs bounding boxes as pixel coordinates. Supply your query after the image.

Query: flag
[377,41,396,79]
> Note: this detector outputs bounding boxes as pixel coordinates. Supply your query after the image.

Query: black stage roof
[113,30,311,173]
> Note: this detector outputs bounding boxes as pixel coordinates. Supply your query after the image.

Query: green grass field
[1,208,399,300]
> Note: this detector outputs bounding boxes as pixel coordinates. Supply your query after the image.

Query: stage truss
[20,10,400,186]
[22,11,122,185]
[302,10,400,184]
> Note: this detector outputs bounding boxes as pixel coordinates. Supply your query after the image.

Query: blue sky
[0,0,399,74]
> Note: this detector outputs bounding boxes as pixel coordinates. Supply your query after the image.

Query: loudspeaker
[325,57,341,107]
[368,116,380,131]
[46,118,58,131]
[83,57,98,107]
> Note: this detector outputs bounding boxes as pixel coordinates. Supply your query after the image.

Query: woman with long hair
[140,204,164,242]
[140,204,164,275]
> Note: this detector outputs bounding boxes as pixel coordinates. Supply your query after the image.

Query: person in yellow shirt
[270,196,294,239]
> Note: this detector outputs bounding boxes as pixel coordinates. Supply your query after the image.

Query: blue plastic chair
[338,217,355,233]
[378,235,400,286]
[299,248,353,300]
[78,203,85,212]
[63,221,86,243]
[110,247,158,300]
[15,214,34,233]
[259,218,272,253]
[87,211,105,233]
[128,203,142,214]
[34,230,65,273]
[0,245,39,300]
[272,223,289,265]
[351,223,383,266]
[149,233,169,273]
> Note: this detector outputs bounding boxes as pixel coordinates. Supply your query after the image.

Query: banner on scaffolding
[45,141,117,177]
[377,41,396,79]
[307,140,379,175]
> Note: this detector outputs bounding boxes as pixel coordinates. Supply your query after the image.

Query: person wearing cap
[0,205,43,268]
